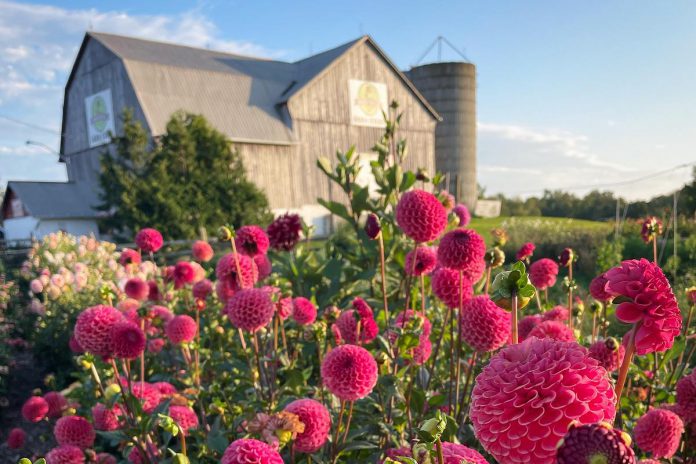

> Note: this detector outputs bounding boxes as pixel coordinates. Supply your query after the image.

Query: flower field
[1,120,695,464]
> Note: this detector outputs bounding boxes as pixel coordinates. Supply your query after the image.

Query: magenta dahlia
[559,247,575,267]
[110,321,146,360]
[321,344,378,401]
[74,305,124,357]
[166,315,197,344]
[7,427,25,449]
[118,248,141,266]
[676,368,696,422]
[92,403,122,431]
[216,252,258,291]
[221,438,284,464]
[225,288,274,332]
[590,274,614,302]
[405,247,438,276]
[588,339,625,372]
[276,296,293,320]
[441,441,490,464]
[292,297,317,325]
[528,320,575,342]
[336,298,379,345]
[254,254,272,280]
[529,258,559,290]
[46,444,85,464]
[192,240,214,262]
[431,267,474,309]
[518,314,542,341]
[284,398,331,453]
[555,422,636,464]
[124,277,149,301]
[516,242,535,261]
[459,295,511,352]
[96,453,117,464]
[22,395,49,423]
[633,408,684,458]
[44,391,68,419]
[267,213,303,251]
[235,225,270,257]
[640,216,663,244]
[54,415,95,449]
[395,189,448,243]
[69,335,84,354]
[130,382,163,414]
[470,337,616,464]
[173,261,196,288]
[152,381,177,396]
[169,405,199,435]
[542,305,569,322]
[452,203,471,227]
[192,279,213,300]
[437,228,486,274]
[135,228,163,253]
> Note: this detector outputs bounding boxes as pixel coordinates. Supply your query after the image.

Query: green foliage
[99,110,271,240]
[596,237,624,273]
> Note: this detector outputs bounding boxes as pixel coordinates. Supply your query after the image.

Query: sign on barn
[349,79,388,128]
[84,89,115,148]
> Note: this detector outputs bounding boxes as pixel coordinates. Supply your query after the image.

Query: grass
[469,216,611,241]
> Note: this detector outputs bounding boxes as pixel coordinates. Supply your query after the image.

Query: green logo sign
[90,96,109,133]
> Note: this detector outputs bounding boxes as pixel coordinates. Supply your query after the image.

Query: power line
[0,114,61,135]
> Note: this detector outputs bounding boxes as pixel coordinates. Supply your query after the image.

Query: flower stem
[615,325,637,420]
[341,401,355,444]
[435,438,445,464]
[457,351,478,423]
[425,308,451,391]
[331,400,346,461]
[511,291,519,344]
[378,233,390,329]
[484,266,492,295]
[454,271,464,415]
[568,263,574,332]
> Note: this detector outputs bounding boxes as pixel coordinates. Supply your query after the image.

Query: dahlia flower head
[69,335,84,354]
[516,242,535,261]
[191,240,214,262]
[437,228,486,275]
[292,297,318,325]
[96,453,117,464]
[633,408,684,458]
[452,203,471,226]
[110,321,146,360]
[405,246,438,276]
[431,267,475,309]
[276,296,293,320]
[124,277,149,301]
[221,438,284,464]
[74,305,124,357]
[7,427,25,449]
[529,258,559,290]
[22,395,49,422]
[169,405,199,435]
[558,247,575,268]
[235,225,270,257]
[590,274,614,302]
[460,295,511,352]
[284,398,331,453]
[676,368,696,422]
[119,248,141,266]
[225,288,275,332]
[640,216,663,244]
[166,314,197,344]
[527,320,575,342]
[129,382,163,414]
[46,444,85,464]
[135,228,163,253]
[254,254,273,280]
[542,305,569,322]
[395,189,448,243]
[321,344,378,401]
[92,403,123,431]
[54,415,95,449]
[470,337,616,464]
[173,261,196,288]
[216,252,258,291]
[518,314,542,341]
[267,213,303,251]
[604,259,681,355]
[441,441,490,464]
[555,422,636,464]
[588,339,625,372]
[335,298,379,345]
[364,213,382,239]
[44,391,68,418]
[192,279,213,300]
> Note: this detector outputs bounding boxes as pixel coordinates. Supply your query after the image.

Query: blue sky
[1,0,694,200]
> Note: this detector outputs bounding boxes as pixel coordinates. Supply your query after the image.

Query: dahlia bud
[172,454,190,464]
[415,168,430,182]
[589,300,603,314]
[640,216,663,243]
[364,214,381,239]
[562,276,577,293]
[490,262,535,311]
[418,411,447,443]
[323,305,341,321]
[687,286,696,304]
[104,383,121,401]
[558,248,575,267]
[217,226,233,242]
[605,337,620,352]
[375,352,389,365]
[485,247,505,268]
[491,228,508,247]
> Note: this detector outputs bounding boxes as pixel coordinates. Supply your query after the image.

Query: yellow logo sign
[354,82,381,116]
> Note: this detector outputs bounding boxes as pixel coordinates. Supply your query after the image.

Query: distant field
[469,216,612,243]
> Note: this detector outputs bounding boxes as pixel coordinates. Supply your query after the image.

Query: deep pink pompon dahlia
[676,368,696,422]
[555,422,636,464]
[284,398,331,453]
[437,228,486,274]
[321,344,378,401]
[74,305,124,357]
[452,203,471,226]
[588,339,625,372]
[470,337,616,464]
[529,258,559,290]
[542,305,569,322]
[92,403,122,431]
[216,252,258,291]
[292,297,318,325]
[405,246,438,276]
[254,254,272,280]
[135,228,163,253]
[96,453,117,464]
[54,415,95,449]
[225,288,275,332]
[44,391,68,419]
[528,320,575,342]
[633,408,684,458]
[336,298,379,345]
[518,314,542,341]
[441,441,490,464]
[431,267,474,309]
[459,295,511,352]
[7,427,26,449]
[173,261,196,288]
[192,240,214,262]
[395,189,448,243]
[124,277,149,301]
[235,225,270,257]
[169,405,199,435]
[110,321,146,360]
[46,444,85,464]
[192,279,213,300]
[166,315,197,344]
[130,382,163,414]
[22,395,49,422]
[516,242,535,261]
[119,248,141,266]
[221,438,284,464]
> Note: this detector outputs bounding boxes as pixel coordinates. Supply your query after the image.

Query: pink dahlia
[555,422,635,464]
[69,335,84,354]
[441,442,490,464]
[173,261,196,288]
[54,415,95,449]
[452,203,471,226]
[336,298,379,345]
[292,297,317,325]
[46,445,85,464]
[235,225,270,257]
[276,296,293,320]
[431,267,474,309]
[590,274,614,302]
[267,213,303,251]
[118,248,141,266]
[460,295,511,352]
[470,337,616,464]
[254,254,272,280]
[542,305,569,322]
[166,315,197,344]
[74,305,124,357]
[44,391,68,419]
[148,338,165,353]
[405,247,437,276]
[7,427,25,449]
[124,277,149,301]
[192,279,213,300]
[640,216,663,244]
[284,398,331,453]
[437,228,486,274]
[638,460,661,464]
[588,339,625,372]
[135,228,163,253]
[225,288,274,332]
[149,305,174,323]
[130,382,163,414]
[676,369,696,422]
[604,259,681,354]
[192,240,214,262]
[216,252,258,291]
[529,258,559,290]
[96,453,117,464]
[395,189,448,243]
[92,403,122,431]
[633,408,684,458]
[216,279,236,302]
[516,242,535,261]
[321,344,378,401]
[22,395,49,422]
[559,247,575,267]
[152,381,177,396]
[364,213,381,239]
[110,321,146,360]
[517,315,541,342]
[169,405,199,435]
[221,438,284,464]
[528,320,575,342]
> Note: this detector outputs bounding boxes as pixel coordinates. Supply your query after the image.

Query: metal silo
[408,61,477,209]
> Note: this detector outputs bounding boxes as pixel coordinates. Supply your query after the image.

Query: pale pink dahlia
[46,444,85,464]
[22,395,49,422]
[431,267,474,309]
[528,320,575,342]
[470,337,616,464]
[516,242,535,261]
[284,398,331,453]
[292,297,317,325]
[590,274,613,302]
[459,295,511,352]
[555,422,635,464]
[518,314,542,341]
[221,438,284,464]
[405,246,438,276]
[542,305,569,322]
[225,288,274,332]
[452,203,471,226]
[676,368,696,422]
[267,213,303,251]
[216,252,258,291]
[235,225,270,257]
[192,240,214,262]
[7,427,25,449]
[529,258,559,290]
[604,259,681,355]
[441,441,490,464]
[321,344,378,401]
[395,189,448,243]
[437,228,486,274]
[166,315,197,344]
[336,298,379,345]
[135,228,163,253]
[588,339,625,372]
[110,321,146,360]
[74,305,124,357]
[633,408,684,458]
[169,405,199,435]
[44,391,68,419]
[54,415,95,449]
[92,403,122,431]
[124,277,149,301]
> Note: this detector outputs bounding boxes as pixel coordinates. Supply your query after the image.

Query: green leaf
[318,199,351,222]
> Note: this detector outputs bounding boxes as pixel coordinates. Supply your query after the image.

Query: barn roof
[2,181,100,219]
[66,32,438,149]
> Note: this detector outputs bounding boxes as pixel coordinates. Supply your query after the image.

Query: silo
[408,62,477,209]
